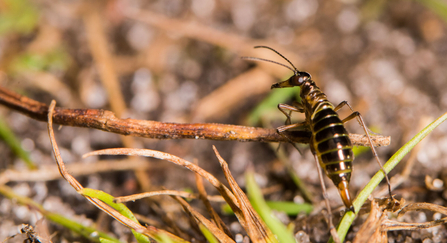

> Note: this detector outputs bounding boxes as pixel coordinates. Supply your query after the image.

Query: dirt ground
[1,0,447,242]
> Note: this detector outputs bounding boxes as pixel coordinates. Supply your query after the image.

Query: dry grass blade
[125,10,251,53]
[83,148,238,201]
[0,159,150,184]
[212,146,277,243]
[83,147,281,243]
[114,190,197,203]
[379,202,447,231]
[47,100,187,242]
[382,217,447,231]
[398,202,447,216]
[195,168,233,238]
[83,5,126,118]
[82,147,253,229]
[192,68,274,121]
[114,190,224,203]
[353,198,388,243]
[172,196,236,243]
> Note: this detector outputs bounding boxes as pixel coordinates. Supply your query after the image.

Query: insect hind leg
[334,101,378,135]
[339,103,393,200]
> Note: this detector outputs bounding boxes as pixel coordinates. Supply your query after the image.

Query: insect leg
[278,103,304,126]
[340,105,393,199]
[276,121,307,133]
[276,103,307,154]
[334,101,377,134]
[313,153,341,243]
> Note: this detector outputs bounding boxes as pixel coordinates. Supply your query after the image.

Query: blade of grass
[48,101,188,243]
[413,0,447,23]
[157,232,176,243]
[265,201,313,216]
[0,116,36,169]
[221,201,313,216]
[194,168,233,238]
[100,239,117,243]
[198,224,220,243]
[246,171,296,243]
[0,0,39,35]
[268,143,314,204]
[213,146,278,243]
[0,184,122,242]
[247,88,298,126]
[172,195,235,243]
[334,111,447,243]
[79,188,150,243]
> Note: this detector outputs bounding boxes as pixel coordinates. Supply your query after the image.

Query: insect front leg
[276,121,308,133]
[276,103,306,133]
[278,103,304,126]
[276,103,307,154]
[340,104,394,200]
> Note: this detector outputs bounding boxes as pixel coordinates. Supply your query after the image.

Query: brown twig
[0,86,390,146]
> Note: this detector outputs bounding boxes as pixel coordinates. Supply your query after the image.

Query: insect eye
[295,72,309,84]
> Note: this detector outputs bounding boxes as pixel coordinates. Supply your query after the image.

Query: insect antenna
[241,56,297,74]
[254,46,299,71]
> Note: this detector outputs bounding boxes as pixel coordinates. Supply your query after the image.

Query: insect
[243,46,392,213]
[3,222,52,243]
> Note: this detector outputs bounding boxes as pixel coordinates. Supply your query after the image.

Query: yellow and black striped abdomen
[310,107,353,185]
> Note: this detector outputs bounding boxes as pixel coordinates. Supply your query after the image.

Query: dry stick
[0,86,389,147]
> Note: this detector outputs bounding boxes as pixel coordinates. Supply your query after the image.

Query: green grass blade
[271,144,315,203]
[0,0,39,35]
[334,112,447,243]
[0,184,122,242]
[265,201,313,216]
[246,171,296,243]
[100,239,117,243]
[413,0,447,23]
[246,88,297,126]
[46,212,122,242]
[221,200,313,216]
[198,224,219,243]
[0,116,36,169]
[79,188,150,243]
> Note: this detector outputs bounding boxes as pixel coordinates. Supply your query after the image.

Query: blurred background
[1,0,447,242]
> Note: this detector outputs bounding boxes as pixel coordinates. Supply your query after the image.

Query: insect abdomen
[310,107,354,209]
[311,108,353,182]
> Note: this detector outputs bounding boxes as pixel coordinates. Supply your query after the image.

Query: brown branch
[0,86,390,146]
